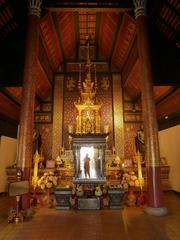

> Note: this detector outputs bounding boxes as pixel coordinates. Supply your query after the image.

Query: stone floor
[0,191,180,240]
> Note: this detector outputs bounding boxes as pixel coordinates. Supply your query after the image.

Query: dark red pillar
[16,0,41,211]
[133,0,167,216]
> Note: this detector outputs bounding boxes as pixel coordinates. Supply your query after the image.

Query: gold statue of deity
[83,73,94,93]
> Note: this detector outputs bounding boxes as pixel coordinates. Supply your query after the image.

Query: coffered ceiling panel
[78,13,96,45]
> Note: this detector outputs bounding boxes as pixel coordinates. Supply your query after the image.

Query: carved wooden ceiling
[38,11,138,71]
[156,0,180,48]
[0,0,18,41]
[0,0,179,127]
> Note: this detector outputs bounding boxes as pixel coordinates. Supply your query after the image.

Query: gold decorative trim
[52,74,64,159]
[28,0,42,17]
[112,74,124,158]
[133,0,146,19]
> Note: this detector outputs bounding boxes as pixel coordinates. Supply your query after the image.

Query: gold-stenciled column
[112,74,124,158]
[133,0,167,216]
[52,74,64,159]
[17,0,42,211]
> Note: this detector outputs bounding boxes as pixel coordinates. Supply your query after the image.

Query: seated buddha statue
[83,73,94,93]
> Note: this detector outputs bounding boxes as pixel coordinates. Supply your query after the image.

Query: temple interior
[0,0,179,239]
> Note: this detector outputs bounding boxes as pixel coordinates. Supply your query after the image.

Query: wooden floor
[0,191,180,240]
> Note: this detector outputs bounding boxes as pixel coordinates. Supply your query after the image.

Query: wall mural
[63,74,113,150]
[63,74,79,149]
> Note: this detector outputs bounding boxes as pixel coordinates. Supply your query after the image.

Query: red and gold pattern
[63,74,113,149]
[52,75,64,159]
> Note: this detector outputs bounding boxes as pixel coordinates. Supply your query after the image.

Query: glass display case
[71,134,108,184]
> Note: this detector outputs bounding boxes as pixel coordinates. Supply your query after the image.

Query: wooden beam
[158,15,178,38]
[43,8,132,13]
[109,13,123,65]
[43,0,133,11]
[164,0,180,17]
[0,88,21,106]
[121,37,138,85]
[155,87,178,105]
[39,37,54,83]
[0,17,17,37]
[39,31,55,71]
[66,60,109,64]
[51,12,65,61]
[158,110,180,130]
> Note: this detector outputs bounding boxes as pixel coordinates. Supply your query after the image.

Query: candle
[33,150,40,181]
[68,125,73,134]
[137,153,144,189]
[104,125,109,133]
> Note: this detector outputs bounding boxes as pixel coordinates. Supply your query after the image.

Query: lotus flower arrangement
[121,171,140,190]
[37,171,58,190]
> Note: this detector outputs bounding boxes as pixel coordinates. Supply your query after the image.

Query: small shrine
[68,37,107,187]
[54,37,123,209]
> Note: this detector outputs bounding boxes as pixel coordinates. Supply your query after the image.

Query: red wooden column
[16,0,42,211]
[133,0,167,216]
